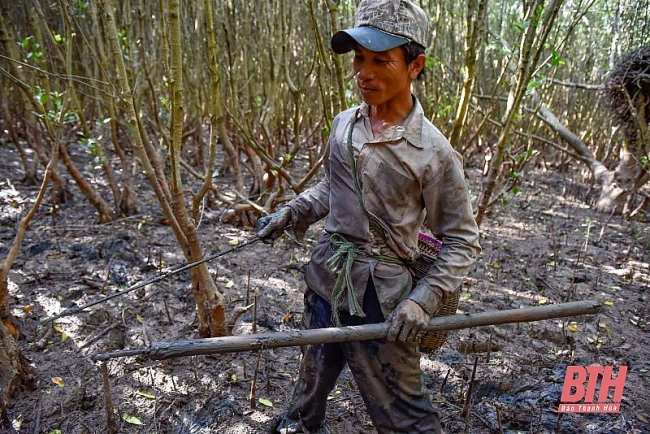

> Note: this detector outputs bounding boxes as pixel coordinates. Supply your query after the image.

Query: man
[257,1,481,432]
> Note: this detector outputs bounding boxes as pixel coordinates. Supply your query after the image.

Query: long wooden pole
[93,300,601,362]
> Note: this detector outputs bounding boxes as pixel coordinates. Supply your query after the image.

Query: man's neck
[369,97,414,136]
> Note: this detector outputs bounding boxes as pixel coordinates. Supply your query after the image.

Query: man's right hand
[256,207,292,243]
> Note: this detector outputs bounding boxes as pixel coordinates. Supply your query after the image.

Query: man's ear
[409,54,426,80]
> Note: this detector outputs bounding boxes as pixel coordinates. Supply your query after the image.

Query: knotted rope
[327,233,402,326]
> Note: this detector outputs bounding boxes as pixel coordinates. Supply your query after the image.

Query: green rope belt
[327,233,403,326]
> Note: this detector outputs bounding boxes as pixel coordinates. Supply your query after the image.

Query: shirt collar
[358,96,425,149]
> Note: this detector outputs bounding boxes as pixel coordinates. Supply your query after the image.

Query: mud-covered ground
[1,141,649,433]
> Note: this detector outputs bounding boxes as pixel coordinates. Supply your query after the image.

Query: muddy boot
[271,414,331,434]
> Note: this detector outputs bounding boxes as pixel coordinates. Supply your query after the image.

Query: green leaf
[53,325,68,343]
[425,55,438,69]
[51,377,66,387]
[551,50,566,66]
[259,398,274,407]
[603,301,614,307]
[122,414,145,425]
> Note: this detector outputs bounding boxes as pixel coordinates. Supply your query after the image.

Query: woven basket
[411,232,460,353]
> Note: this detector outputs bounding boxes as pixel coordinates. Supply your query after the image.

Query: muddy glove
[386,299,431,343]
[256,207,291,244]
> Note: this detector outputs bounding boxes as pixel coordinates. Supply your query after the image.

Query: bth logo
[558,365,627,413]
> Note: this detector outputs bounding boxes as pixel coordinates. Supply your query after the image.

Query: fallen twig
[101,362,118,434]
[79,322,123,349]
[461,357,478,419]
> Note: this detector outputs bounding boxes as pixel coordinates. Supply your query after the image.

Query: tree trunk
[325,0,346,115]
[475,0,563,225]
[1,105,38,185]
[532,92,650,214]
[449,0,488,149]
[59,142,115,223]
[169,0,227,337]
[0,6,70,204]
[0,320,24,405]
[88,0,138,216]
[33,1,118,222]
[99,0,187,247]
[0,119,59,407]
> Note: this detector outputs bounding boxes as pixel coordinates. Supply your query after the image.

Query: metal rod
[40,236,261,325]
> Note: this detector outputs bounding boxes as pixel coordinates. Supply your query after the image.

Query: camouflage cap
[331,0,430,54]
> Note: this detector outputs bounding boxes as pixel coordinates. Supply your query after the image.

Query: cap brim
[331,26,408,54]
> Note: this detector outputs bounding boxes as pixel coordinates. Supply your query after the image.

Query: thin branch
[550,78,603,90]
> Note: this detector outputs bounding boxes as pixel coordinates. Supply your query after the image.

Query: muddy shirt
[286,98,481,318]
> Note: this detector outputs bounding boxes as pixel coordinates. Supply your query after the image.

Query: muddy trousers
[281,281,442,434]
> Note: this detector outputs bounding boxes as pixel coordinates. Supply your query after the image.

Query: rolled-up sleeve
[285,116,346,240]
[408,147,481,316]
[287,177,330,241]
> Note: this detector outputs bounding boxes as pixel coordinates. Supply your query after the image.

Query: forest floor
[1,142,650,434]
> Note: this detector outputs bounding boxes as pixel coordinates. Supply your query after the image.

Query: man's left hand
[386,299,430,343]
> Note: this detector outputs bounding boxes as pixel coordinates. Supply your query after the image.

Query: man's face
[353,45,416,107]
